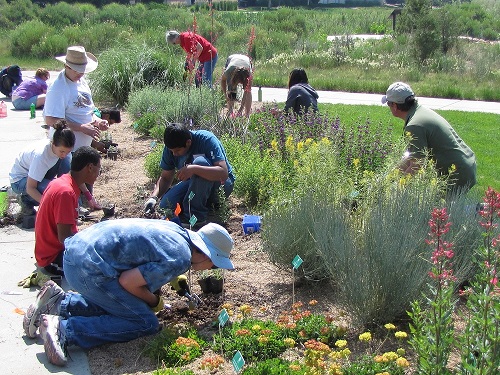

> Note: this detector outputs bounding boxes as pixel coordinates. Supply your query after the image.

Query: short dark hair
[71,146,101,171]
[100,108,121,123]
[395,96,417,111]
[52,119,75,148]
[163,122,192,149]
[288,68,308,88]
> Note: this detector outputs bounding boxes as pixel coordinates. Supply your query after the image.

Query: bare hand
[176,165,193,181]
[81,122,101,140]
[95,119,109,131]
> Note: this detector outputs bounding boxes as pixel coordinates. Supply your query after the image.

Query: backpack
[0,65,23,97]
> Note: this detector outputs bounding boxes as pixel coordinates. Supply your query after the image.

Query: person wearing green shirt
[382,81,477,196]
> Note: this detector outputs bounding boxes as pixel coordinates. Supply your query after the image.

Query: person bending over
[221,54,253,117]
[23,220,235,366]
[166,30,218,88]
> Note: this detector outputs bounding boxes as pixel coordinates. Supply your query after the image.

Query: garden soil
[78,110,418,374]
[84,110,347,374]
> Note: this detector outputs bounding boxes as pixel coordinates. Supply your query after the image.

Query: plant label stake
[291,255,303,305]
[232,351,245,373]
[218,308,230,355]
[189,214,198,228]
[187,191,195,227]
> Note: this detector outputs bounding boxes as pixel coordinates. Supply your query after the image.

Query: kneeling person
[23,219,234,366]
[34,146,101,276]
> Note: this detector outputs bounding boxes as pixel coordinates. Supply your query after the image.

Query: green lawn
[319,103,500,191]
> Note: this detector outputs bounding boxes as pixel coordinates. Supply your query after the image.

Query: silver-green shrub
[90,44,179,106]
[261,126,481,326]
[127,85,223,132]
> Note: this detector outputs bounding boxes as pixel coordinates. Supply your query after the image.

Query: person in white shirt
[9,120,74,215]
[43,46,109,210]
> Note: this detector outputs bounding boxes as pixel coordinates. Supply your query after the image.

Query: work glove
[169,274,190,296]
[151,295,165,314]
[144,197,157,213]
[17,272,51,288]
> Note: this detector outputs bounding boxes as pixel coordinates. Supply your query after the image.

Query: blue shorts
[12,96,37,110]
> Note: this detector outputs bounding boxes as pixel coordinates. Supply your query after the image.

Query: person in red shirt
[166,30,218,88]
[35,146,101,276]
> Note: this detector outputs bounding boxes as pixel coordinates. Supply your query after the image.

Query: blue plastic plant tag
[232,351,245,373]
[188,191,195,201]
[189,215,198,227]
[150,141,156,148]
[218,308,229,327]
[292,255,303,270]
[133,122,138,129]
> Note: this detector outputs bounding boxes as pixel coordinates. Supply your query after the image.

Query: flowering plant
[408,207,457,373]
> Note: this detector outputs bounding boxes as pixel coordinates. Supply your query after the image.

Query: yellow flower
[270,139,278,152]
[396,357,410,367]
[257,335,269,344]
[395,331,408,339]
[252,324,261,331]
[284,338,296,348]
[285,135,294,153]
[358,332,372,341]
[396,348,406,356]
[297,141,304,152]
[341,348,351,357]
[305,138,313,146]
[353,158,360,168]
[239,304,252,315]
[319,137,331,146]
[335,339,347,348]
[289,364,301,371]
[383,351,399,361]
[384,323,396,330]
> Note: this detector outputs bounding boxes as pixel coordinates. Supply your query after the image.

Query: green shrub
[90,44,175,106]
[39,2,84,28]
[214,318,288,363]
[241,358,305,374]
[144,144,164,181]
[10,20,51,57]
[144,327,205,367]
[0,0,38,30]
[32,34,68,59]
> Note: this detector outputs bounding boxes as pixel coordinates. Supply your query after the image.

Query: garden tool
[169,274,202,310]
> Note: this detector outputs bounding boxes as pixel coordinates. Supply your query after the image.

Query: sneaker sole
[43,326,67,366]
[23,281,63,338]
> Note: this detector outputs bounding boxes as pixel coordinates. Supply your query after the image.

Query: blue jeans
[62,256,160,349]
[159,155,234,222]
[199,54,218,88]
[10,156,71,208]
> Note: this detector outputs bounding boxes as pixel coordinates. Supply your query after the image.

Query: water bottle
[258,86,262,102]
[30,103,36,119]
[0,101,7,118]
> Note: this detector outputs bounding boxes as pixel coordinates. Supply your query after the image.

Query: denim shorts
[12,96,37,110]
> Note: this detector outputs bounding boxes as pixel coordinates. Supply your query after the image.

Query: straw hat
[55,46,98,74]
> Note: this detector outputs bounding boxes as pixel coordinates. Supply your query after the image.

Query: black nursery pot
[198,276,224,294]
